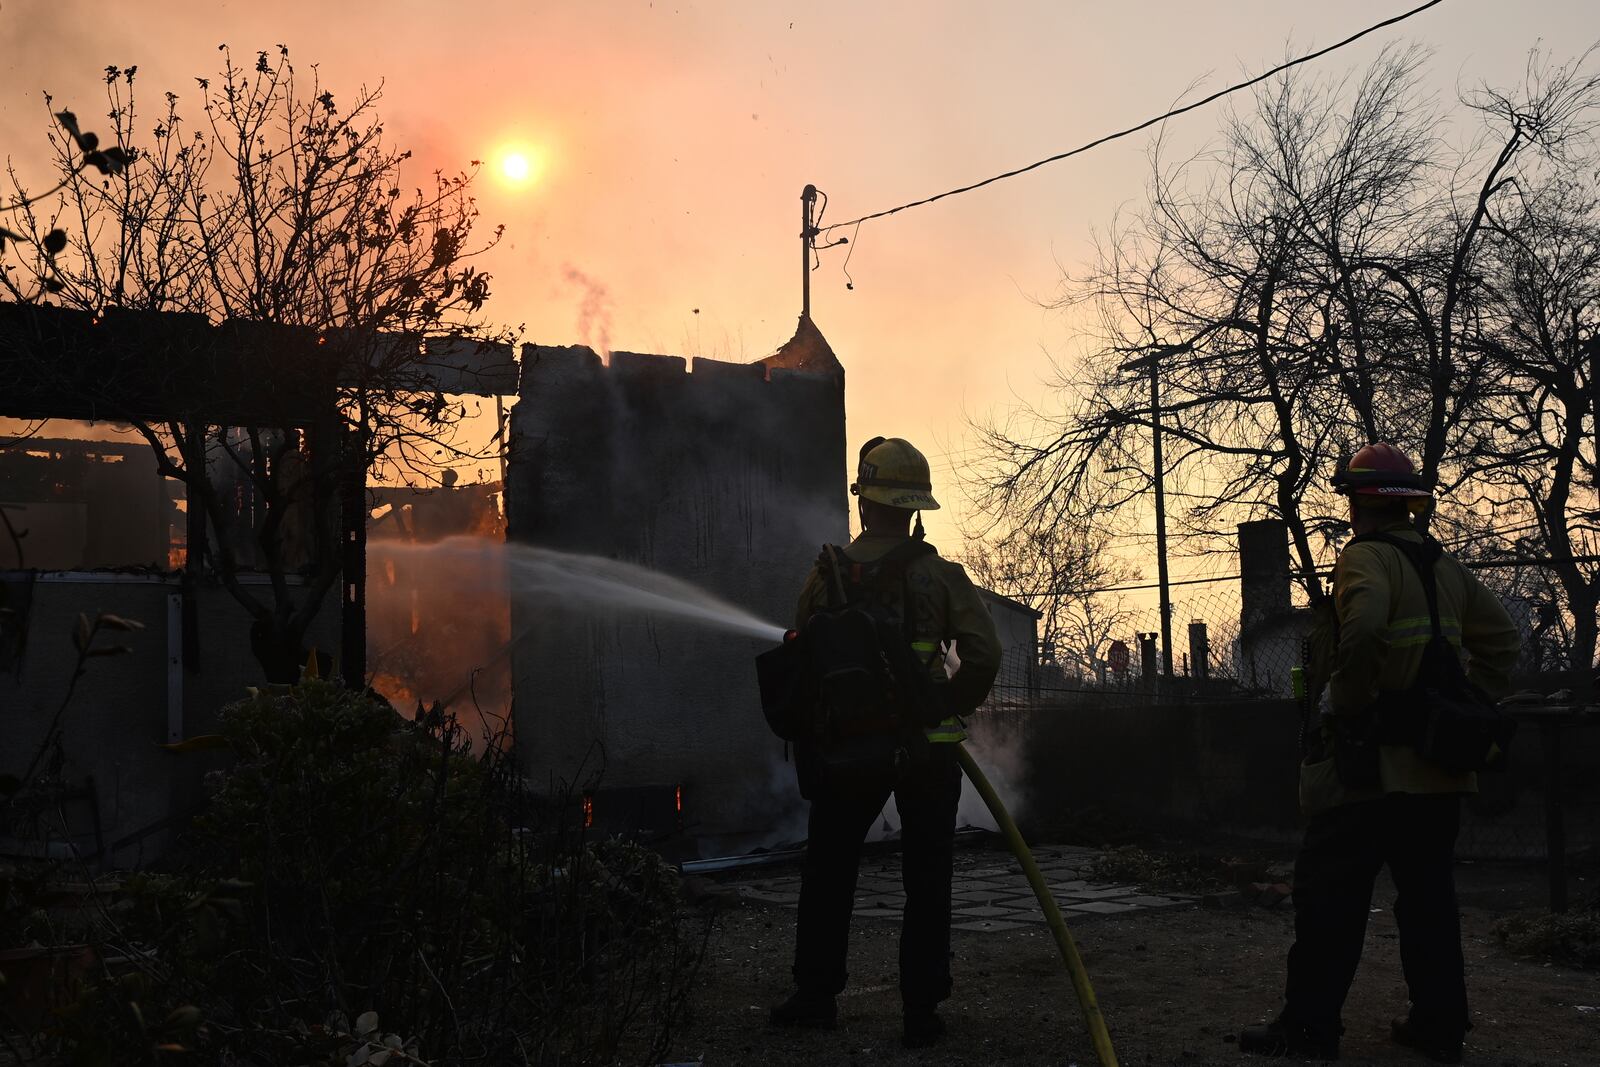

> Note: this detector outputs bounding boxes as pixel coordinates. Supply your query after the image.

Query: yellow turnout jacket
[1300,520,1521,814]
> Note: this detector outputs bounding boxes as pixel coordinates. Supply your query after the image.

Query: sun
[498,148,540,187]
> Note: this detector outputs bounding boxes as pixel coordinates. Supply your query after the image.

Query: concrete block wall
[506,343,847,847]
[1020,699,1600,860]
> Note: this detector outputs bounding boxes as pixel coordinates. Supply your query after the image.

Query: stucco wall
[505,343,847,845]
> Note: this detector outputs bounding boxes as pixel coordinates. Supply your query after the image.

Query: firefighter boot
[1391,1017,1463,1064]
[902,1009,946,1049]
[1238,1016,1339,1060]
[768,990,837,1030]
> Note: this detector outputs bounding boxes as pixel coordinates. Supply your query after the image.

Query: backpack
[755,538,947,783]
[1351,532,1516,774]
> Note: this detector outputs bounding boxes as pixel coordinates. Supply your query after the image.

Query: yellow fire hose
[956,744,1120,1067]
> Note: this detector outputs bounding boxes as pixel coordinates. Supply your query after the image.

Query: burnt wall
[506,344,847,845]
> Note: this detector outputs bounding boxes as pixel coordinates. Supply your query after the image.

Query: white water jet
[368,536,787,643]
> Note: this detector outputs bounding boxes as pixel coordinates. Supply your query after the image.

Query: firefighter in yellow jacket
[769,437,1001,1049]
[1241,443,1521,1064]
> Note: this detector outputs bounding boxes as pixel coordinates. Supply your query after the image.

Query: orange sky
[3,0,1595,576]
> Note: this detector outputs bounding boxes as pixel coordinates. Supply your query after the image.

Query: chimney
[1188,621,1210,680]
[1138,631,1159,680]
[1238,519,1291,637]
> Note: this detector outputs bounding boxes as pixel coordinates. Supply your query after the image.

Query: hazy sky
[3,0,1596,566]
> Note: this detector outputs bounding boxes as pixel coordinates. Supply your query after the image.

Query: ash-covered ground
[671,841,1599,1066]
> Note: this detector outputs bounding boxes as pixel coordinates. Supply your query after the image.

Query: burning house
[0,301,1038,862]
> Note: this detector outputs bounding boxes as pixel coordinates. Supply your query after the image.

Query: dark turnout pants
[1285,792,1468,1042]
[793,743,962,1011]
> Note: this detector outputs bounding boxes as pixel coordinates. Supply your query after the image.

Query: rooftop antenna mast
[800,184,819,322]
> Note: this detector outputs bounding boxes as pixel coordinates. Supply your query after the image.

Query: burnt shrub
[1494,908,1600,970]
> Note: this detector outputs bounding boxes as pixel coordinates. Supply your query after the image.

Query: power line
[1001,553,1600,601]
[817,0,1447,239]
[1000,571,1248,600]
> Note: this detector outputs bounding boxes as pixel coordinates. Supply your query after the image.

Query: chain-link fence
[983,578,1310,716]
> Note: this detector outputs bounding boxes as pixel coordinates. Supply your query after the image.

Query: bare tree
[2,49,507,681]
[977,44,1600,657]
[1457,52,1600,674]
[962,501,1133,674]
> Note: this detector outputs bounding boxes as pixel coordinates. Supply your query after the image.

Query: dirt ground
[670,844,1600,1067]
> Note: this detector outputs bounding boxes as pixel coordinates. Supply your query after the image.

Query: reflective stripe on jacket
[911,639,968,743]
[796,531,1001,744]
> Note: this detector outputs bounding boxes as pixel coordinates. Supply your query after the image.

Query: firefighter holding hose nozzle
[757,436,1000,1049]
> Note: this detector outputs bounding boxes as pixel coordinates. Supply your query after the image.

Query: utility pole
[1120,344,1188,679]
[801,184,819,322]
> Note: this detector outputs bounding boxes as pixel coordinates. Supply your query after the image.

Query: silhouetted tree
[2,49,508,681]
[977,44,1600,670]
[1458,62,1600,674]
[963,499,1133,678]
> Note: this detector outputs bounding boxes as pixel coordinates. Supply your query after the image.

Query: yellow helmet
[850,437,940,511]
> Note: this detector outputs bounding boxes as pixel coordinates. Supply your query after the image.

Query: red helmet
[1331,442,1431,498]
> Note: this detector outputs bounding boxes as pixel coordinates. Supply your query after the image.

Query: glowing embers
[578,785,685,839]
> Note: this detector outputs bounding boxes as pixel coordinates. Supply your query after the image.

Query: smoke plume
[563,266,613,361]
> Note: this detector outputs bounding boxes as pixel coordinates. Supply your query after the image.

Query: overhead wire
[816,0,1447,245]
[1003,553,1600,601]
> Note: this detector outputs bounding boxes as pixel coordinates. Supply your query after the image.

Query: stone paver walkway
[735,846,1193,932]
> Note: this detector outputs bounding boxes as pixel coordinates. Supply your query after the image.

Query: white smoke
[563,266,613,361]
[859,715,1027,841]
[753,750,811,851]
[957,715,1029,830]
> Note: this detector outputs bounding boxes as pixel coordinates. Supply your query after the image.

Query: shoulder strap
[1349,532,1446,640]
[817,544,850,609]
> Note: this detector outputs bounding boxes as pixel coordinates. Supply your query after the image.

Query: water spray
[369,536,788,644]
